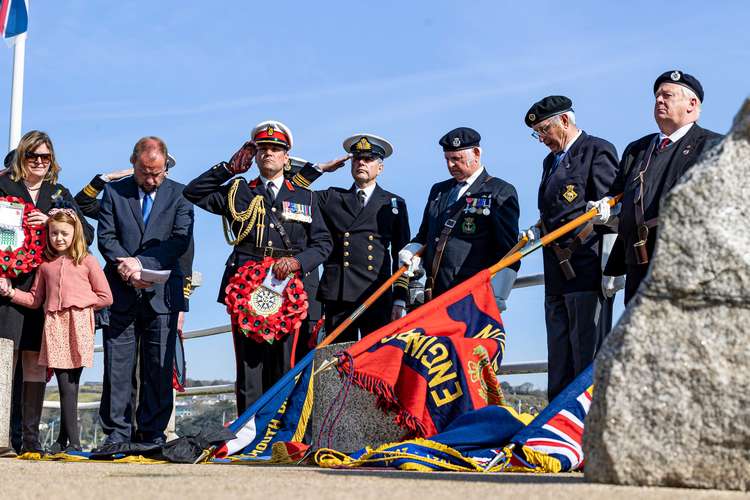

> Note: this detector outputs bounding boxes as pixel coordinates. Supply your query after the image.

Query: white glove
[492,268,517,312]
[586,197,612,224]
[398,242,423,278]
[601,275,625,298]
[518,225,541,243]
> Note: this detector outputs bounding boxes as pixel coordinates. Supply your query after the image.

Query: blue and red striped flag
[1,0,28,43]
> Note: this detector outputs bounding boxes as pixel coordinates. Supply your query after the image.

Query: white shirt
[259,175,284,198]
[354,183,377,206]
[562,129,583,153]
[658,122,694,144]
[457,166,485,199]
[138,188,156,208]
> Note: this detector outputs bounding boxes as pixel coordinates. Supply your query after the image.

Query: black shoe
[48,442,66,454]
[62,444,82,453]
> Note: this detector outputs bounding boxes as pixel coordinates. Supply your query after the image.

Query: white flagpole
[8,32,26,150]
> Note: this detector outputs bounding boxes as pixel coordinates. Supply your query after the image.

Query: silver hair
[679,85,702,112]
[553,111,576,126]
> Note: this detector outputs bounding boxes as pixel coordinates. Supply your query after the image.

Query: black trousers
[232,319,311,416]
[99,302,177,444]
[322,293,392,344]
[544,291,613,401]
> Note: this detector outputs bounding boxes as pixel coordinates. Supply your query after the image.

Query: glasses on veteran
[531,122,555,140]
[24,152,53,164]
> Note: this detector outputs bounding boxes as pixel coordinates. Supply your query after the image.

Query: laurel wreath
[0,196,47,279]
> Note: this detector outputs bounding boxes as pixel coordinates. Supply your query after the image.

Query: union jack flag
[0,0,28,43]
[507,364,593,472]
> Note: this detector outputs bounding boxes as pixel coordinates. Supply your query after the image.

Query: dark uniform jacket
[412,168,520,297]
[0,174,94,350]
[604,124,722,277]
[317,184,410,304]
[538,132,619,295]
[182,164,332,304]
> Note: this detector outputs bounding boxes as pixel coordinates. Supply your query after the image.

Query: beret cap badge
[528,113,536,122]
[670,71,681,81]
[452,137,461,148]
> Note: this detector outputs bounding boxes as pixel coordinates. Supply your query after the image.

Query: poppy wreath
[224,257,309,344]
[0,196,47,279]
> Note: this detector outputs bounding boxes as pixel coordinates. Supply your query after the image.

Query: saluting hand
[272,257,301,279]
[102,168,134,181]
[318,154,352,173]
[227,141,257,175]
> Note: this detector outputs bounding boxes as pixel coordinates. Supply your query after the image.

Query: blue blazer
[97,176,194,314]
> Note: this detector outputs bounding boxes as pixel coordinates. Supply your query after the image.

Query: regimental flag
[0,0,28,42]
[212,350,315,460]
[505,363,593,472]
[336,269,507,438]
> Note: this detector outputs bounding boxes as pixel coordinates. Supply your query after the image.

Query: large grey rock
[0,338,13,450]
[584,100,750,491]
[310,342,404,453]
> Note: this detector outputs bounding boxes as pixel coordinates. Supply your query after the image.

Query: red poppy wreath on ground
[0,196,47,279]
[224,257,308,344]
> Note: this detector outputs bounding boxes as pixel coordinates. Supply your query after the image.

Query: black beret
[653,70,704,102]
[525,96,573,128]
[3,149,15,170]
[439,127,481,151]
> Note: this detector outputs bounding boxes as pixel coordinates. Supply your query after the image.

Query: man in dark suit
[591,70,723,304]
[399,127,520,305]
[97,136,194,447]
[522,96,619,400]
[317,134,411,343]
[183,120,344,414]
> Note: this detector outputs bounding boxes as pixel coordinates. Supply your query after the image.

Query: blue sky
[1,1,748,386]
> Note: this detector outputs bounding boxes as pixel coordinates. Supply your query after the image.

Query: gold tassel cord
[223,179,266,246]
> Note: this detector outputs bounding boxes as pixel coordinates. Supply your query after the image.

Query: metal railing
[53,272,548,410]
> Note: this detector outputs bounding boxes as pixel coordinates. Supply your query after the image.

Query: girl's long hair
[44,211,88,265]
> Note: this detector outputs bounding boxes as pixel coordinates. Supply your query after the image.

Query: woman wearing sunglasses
[0,130,93,457]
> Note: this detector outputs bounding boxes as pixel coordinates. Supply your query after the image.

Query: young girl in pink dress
[0,208,112,452]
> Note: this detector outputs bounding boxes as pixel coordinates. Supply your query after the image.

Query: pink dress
[12,254,113,369]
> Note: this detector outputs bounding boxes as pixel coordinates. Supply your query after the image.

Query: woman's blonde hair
[44,210,88,265]
[11,130,61,185]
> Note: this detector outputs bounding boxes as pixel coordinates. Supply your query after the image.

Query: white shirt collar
[354,183,377,206]
[457,166,484,198]
[259,174,284,193]
[659,122,694,143]
[562,129,583,153]
[138,188,156,202]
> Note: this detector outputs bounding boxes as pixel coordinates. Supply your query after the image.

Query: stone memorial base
[0,338,13,451]
[310,342,404,453]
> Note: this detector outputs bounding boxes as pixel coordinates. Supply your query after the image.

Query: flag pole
[312,195,622,377]
[316,245,425,349]
[8,32,27,150]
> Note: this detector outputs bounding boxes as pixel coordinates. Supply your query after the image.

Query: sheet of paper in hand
[140,269,172,284]
[0,201,25,251]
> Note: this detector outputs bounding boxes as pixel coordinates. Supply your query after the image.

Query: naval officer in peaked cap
[183,120,348,414]
[316,134,412,342]
[589,70,723,304]
[398,127,520,308]
[522,95,620,401]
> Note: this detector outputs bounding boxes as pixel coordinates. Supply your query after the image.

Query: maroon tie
[658,137,671,151]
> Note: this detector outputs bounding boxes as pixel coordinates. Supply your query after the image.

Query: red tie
[658,137,671,151]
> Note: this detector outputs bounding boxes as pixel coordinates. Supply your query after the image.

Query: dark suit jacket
[75,174,195,311]
[412,168,520,297]
[97,177,194,314]
[605,123,723,276]
[537,132,619,294]
[317,184,410,304]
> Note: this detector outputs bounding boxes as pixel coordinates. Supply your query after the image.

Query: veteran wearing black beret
[522,95,620,401]
[590,70,723,304]
[399,127,520,306]
[315,134,412,342]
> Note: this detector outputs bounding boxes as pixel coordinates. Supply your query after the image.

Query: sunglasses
[24,152,53,163]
